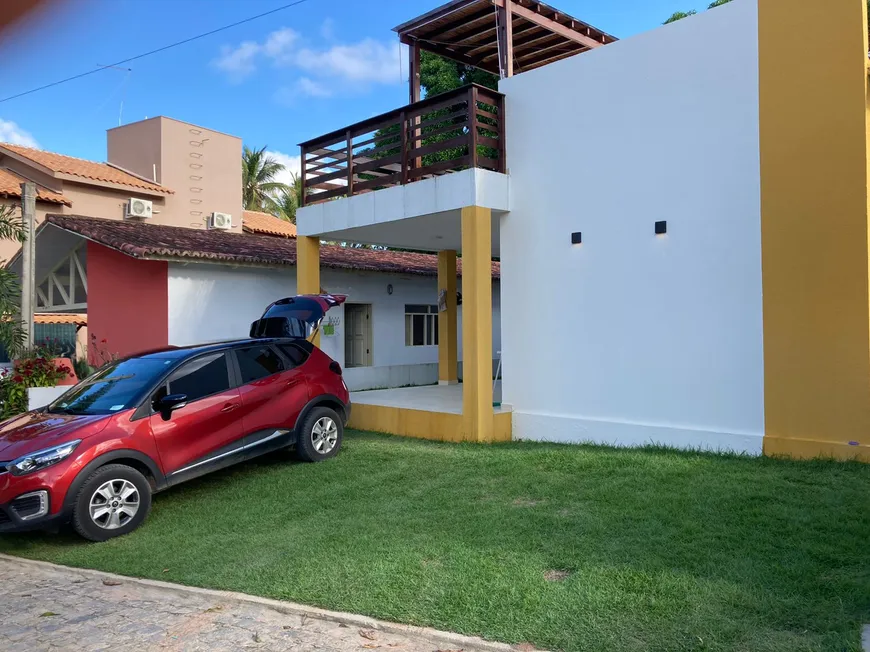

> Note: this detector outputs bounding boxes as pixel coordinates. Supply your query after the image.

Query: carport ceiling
[319,209,501,256]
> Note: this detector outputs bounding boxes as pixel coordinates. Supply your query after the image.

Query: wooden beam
[423,6,493,42]
[492,0,606,50]
[466,21,542,58]
[409,39,421,104]
[418,41,493,72]
[496,0,514,78]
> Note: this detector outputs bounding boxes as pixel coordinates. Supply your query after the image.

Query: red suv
[0,295,349,541]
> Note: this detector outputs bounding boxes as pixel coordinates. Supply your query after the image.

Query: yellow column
[759,0,870,461]
[460,206,493,442]
[437,250,459,384]
[297,236,322,348]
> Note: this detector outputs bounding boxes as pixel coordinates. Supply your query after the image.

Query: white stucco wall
[499,0,764,453]
[167,263,501,391]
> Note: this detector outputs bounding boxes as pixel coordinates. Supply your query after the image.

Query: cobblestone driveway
[0,555,514,652]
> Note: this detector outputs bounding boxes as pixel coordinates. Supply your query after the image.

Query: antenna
[97,64,132,126]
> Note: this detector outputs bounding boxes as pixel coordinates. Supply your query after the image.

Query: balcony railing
[299,84,506,206]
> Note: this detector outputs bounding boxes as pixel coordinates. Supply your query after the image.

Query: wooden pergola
[395,0,617,103]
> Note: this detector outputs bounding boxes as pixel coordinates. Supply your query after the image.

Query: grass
[1,432,869,652]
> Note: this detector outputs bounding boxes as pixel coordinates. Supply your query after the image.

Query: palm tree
[242,146,290,214]
[274,172,304,224]
[0,204,27,357]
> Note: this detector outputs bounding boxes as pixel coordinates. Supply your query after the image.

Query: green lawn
[2,432,868,652]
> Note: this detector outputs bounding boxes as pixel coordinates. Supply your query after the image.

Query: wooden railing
[299,84,506,206]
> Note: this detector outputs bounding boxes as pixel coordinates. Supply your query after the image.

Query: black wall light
[571,231,582,245]
[655,221,667,235]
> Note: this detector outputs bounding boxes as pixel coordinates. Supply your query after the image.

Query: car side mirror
[249,320,260,338]
[155,393,188,421]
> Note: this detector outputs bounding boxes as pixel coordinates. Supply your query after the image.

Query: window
[167,353,231,403]
[276,343,309,368]
[404,304,439,347]
[236,346,285,383]
[49,358,174,416]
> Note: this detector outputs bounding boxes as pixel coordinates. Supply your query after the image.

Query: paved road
[0,555,513,652]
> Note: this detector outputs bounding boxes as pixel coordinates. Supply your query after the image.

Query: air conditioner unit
[126,198,152,219]
[209,212,233,230]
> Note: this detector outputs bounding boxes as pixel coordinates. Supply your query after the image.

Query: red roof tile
[242,210,297,238]
[0,168,69,205]
[44,215,500,278]
[0,144,172,194]
[34,313,87,326]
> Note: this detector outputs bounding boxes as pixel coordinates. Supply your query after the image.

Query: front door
[344,304,372,367]
[149,352,244,483]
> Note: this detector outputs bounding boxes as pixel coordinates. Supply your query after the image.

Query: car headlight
[8,440,81,476]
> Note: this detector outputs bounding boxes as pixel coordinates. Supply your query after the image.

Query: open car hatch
[249,294,347,340]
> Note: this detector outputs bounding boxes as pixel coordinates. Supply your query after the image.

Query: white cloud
[263,27,299,59]
[297,77,332,98]
[213,41,260,81]
[0,119,38,147]
[214,27,403,94]
[294,39,402,85]
[266,150,301,188]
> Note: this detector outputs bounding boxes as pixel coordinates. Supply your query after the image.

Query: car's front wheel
[71,464,152,541]
[295,407,343,462]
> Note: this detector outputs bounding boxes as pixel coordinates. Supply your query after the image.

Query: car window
[49,358,174,416]
[236,346,285,384]
[276,343,309,368]
[166,353,231,403]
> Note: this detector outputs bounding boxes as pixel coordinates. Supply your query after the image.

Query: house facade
[295,0,870,462]
[4,120,501,391]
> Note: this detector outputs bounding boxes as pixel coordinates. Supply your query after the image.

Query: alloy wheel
[311,416,338,454]
[89,479,140,530]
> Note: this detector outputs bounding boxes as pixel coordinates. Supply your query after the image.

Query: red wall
[87,242,168,364]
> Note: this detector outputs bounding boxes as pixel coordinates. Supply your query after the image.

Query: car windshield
[48,358,175,416]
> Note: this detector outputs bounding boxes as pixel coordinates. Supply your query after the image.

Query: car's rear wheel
[72,464,152,542]
[295,407,343,462]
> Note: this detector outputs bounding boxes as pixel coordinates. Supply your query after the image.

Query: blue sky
[0,0,716,184]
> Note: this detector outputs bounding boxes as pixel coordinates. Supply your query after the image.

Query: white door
[344,304,372,367]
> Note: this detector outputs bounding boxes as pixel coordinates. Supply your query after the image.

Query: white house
[295,0,870,463]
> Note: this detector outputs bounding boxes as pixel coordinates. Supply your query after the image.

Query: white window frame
[404,304,439,347]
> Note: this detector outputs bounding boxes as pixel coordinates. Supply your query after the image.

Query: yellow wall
[296,236,322,348]
[460,206,495,442]
[349,403,511,443]
[437,250,459,384]
[759,0,870,461]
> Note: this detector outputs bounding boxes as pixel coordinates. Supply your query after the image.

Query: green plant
[0,204,27,359]
[0,346,70,419]
[13,347,71,388]
[72,357,94,381]
[0,374,27,418]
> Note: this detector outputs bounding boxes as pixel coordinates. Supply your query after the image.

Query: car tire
[71,464,152,542]
[295,407,343,462]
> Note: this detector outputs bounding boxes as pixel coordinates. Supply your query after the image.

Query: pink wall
[87,242,168,364]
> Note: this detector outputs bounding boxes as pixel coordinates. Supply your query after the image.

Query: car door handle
[286,378,302,388]
[220,403,239,413]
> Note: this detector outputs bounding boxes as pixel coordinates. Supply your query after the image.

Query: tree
[242,145,290,215]
[274,172,303,224]
[664,10,697,24]
[663,0,732,25]
[0,204,28,358]
[419,50,498,97]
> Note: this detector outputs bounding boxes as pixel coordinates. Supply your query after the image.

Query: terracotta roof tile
[34,313,87,326]
[44,214,499,278]
[242,210,297,238]
[0,168,69,205]
[0,144,172,195]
